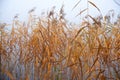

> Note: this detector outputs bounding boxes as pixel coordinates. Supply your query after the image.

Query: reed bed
[0,1,120,80]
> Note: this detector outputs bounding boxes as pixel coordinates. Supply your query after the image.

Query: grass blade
[76,8,88,17]
[88,1,101,12]
[72,0,82,10]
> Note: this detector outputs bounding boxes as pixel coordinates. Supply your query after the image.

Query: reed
[0,0,120,80]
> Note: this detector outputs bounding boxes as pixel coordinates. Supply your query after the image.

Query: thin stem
[87,0,89,22]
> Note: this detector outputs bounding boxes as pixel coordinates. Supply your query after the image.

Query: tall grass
[0,1,120,80]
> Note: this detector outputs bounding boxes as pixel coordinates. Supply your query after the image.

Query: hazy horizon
[0,0,120,24]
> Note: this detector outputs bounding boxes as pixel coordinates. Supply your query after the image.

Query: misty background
[0,0,120,24]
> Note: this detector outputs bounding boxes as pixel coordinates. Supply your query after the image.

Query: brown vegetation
[0,1,120,80]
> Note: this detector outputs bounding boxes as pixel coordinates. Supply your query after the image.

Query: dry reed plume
[0,1,120,80]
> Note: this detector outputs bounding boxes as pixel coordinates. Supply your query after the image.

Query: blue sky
[0,0,120,24]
